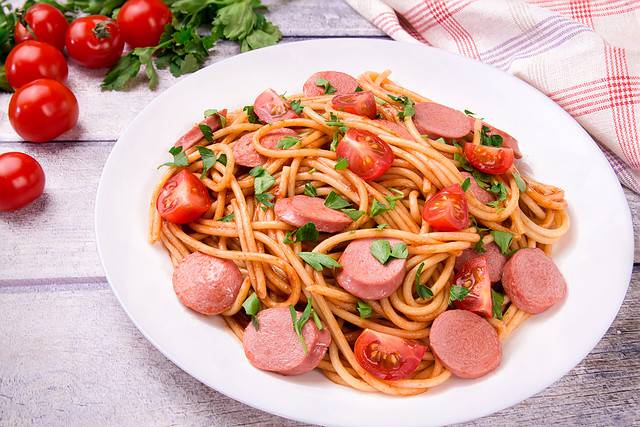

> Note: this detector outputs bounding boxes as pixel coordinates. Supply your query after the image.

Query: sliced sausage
[172,252,242,315]
[413,102,472,139]
[501,248,567,314]
[336,238,406,300]
[429,309,501,379]
[233,128,297,167]
[461,171,495,204]
[303,71,359,97]
[274,195,352,233]
[243,307,331,375]
[253,89,299,124]
[374,119,413,139]
[175,109,227,150]
[454,242,506,283]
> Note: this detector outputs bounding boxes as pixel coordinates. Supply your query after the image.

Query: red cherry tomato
[157,169,211,224]
[8,79,79,143]
[336,128,394,181]
[14,3,68,50]
[0,152,45,211]
[65,15,124,68]
[331,91,377,119]
[452,256,493,317]
[354,329,426,380]
[5,41,68,89]
[253,89,299,123]
[422,184,469,231]
[117,0,172,48]
[463,143,514,175]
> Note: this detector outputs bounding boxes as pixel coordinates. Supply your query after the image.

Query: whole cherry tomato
[0,152,46,211]
[5,40,68,89]
[8,79,79,143]
[65,15,124,68]
[117,0,172,48]
[14,3,68,50]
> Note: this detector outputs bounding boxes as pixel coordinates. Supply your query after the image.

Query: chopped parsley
[218,213,235,222]
[449,285,470,304]
[480,125,503,147]
[290,99,304,114]
[341,208,364,221]
[198,124,214,143]
[243,292,261,329]
[196,146,217,179]
[415,262,433,299]
[276,136,300,149]
[249,166,276,195]
[491,230,513,255]
[303,182,317,197]
[355,86,363,92]
[387,94,415,120]
[284,222,319,244]
[461,177,471,192]
[204,108,226,127]
[315,77,337,94]
[289,297,322,353]
[324,191,351,210]
[357,300,373,319]
[492,289,504,320]
[298,252,342,271]
[159,146,189,168]
[370,240,408,265]
[335,157,349,170]
[243,105,262,124]
[375,223,388,230]
[513,171,527,193]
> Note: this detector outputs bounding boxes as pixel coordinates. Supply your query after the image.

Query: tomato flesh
[0,152,46,211]
[157,169,211,224]
[9,78,79,143]
[422,184,469,231]
[452,256,493,317]
[5,40,68,89]
[117,0,172,48]
[253,89,299,123]
[65,15,124,68]
[336,128,394,181]
[354,329,426,380]
[331,91,377,119]
[14,3,68,50]
[463,143,514,175]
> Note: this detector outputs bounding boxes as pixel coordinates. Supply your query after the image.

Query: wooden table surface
[1,1,638,425]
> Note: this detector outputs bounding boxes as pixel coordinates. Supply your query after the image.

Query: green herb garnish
[298,252,341,271]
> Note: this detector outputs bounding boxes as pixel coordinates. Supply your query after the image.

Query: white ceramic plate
[95,39,633,426]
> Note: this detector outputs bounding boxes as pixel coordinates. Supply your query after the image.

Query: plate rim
[95,38,634,426]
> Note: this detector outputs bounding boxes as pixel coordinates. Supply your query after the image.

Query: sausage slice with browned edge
[243,307,331,375]
[175,109,227,150]
[430,309,502,379]
[502,248,567,314]
[274,195,352,233]
[454,241,506,283]
[413,102,472,140]
[172,252,243,315]
[336,238,407,300]
[303,71,359,97]
[233,128,297,167]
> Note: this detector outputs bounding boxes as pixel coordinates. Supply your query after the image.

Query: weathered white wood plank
[0,272,637,426]
[1,141,638,282]
[0,0,383,142]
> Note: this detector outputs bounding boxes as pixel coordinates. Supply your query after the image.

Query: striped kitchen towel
[346,0,640,193]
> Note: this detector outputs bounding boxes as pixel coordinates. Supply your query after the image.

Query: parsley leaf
[324,191,351,210]
[415,263,434,299]
[243,105,262,124]
[304,182,317,197]
[486,181,508,207]
[196,146,216,179]
[387,94,415,119]
[249,166,275,195]
[289,305,307,353]
[159,146,189,168]
[491,230,513,255]
[492,289,504,320]
[370,240,407,264]
[199,124,214,143]
[315,77,337,94]
[357,300,372,319]
[218,213,235,222]
[355,86,363,92]
[335,157,349,170]
[474,238,487,253]
[341,208,364,221]
[376,223,388,230]
[298,252,341,271]
[369,199,388,217]
[480,125,503,147]
[276,136,300,149]
[255,193,274,207]
[461,177,471,192]
[284,222,319,244]
[390,242,408,259]
[243,292,261,329]
[449,285,470,304]
[513,171,527,193]
[204,108,226,127]
[290,99,304,114]
[217,153,227,166]
[464,109,475,116]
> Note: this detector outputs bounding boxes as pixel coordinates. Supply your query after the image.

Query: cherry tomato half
[117,0,172,48]
[422,184,469,231]
[5,40,68,89]
[0,152,45,211]
[9,79,79,143]
[253,89,299,123]
[452,256,493,318]
[463,143,514,175]
[14,3,68,50]
[354,329,426,380]
[336,128,393,181]
[157,169,211,224]
[331,91,377,119]
[65,15,124,68]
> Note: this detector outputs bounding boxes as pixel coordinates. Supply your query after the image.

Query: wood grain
[0,273,637,426]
